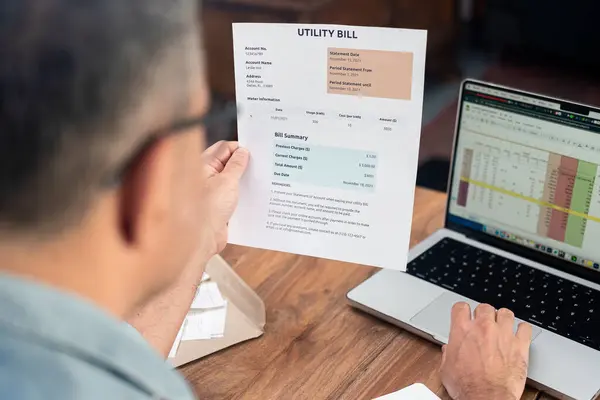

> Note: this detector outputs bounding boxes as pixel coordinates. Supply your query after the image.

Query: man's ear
[118,137,176,246]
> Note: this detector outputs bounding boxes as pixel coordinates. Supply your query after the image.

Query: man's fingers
[474,303,496,322]
[516,322,533,345]
[516,322,533,366]
[202,141,240,173]
[440,344,447,367]
[449,302,471,341]
[221,147,250,181]
[204,140,239,158]
[496,308,515,331]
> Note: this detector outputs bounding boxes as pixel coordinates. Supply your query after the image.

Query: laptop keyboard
[407,238,600,352]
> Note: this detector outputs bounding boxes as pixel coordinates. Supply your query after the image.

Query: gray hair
[0,0,200,233]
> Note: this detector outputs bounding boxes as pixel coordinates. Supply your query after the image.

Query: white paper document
[230,23,427,269]
[191,281,226,309]
[182,305,228,341]
[168,320,186,359]
[374,384,440,400]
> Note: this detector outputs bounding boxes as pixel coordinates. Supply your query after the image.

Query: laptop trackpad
[410,292,542,343]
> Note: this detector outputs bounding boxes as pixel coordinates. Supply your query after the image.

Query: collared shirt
[0,273,196,400]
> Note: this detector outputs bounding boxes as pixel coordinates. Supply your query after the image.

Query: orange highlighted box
[327,47,413,100]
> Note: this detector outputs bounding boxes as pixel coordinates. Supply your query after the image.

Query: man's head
[0,0,211,313]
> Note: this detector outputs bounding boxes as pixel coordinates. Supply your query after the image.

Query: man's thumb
[222,147,249,180]
[440,345,447,367]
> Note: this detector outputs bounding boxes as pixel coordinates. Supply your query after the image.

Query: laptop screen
[448,81,600,273]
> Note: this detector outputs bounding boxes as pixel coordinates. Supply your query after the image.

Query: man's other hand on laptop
[440,303,533,400]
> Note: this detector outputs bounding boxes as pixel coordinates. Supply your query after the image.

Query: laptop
[348,79,600,400]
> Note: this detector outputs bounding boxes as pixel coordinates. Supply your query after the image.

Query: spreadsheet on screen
[449,83,600,271]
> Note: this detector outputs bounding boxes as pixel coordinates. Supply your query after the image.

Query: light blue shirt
[0,273,196,400]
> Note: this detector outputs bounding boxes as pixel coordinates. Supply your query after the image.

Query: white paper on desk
[374,384,440,400]
[229,23,427,270]
[168,319,186,359]
[191,281,226,309]
[182,304,228,341]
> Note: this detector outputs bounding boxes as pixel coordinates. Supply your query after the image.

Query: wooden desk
[181,187,545,400]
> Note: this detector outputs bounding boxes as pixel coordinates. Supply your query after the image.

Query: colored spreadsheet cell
[547,155,577,243]
[457,148,473,207]
[565,161,597,247]
[457,181,469,207]
[537,153,561,238]
[533,154,599,248]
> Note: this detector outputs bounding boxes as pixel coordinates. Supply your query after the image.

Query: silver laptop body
[348,80,600,400]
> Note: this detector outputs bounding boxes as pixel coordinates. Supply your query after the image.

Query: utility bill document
[229,23,427,270]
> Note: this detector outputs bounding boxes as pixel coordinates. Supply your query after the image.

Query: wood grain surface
[180,188,547,400]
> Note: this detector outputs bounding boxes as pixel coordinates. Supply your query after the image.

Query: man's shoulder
[0,274,194,400]
[0,332,153,400]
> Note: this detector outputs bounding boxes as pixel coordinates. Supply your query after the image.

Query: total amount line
[460,177,600,224]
